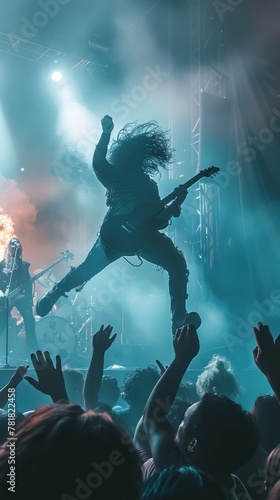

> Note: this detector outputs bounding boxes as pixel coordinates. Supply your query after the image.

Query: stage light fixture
[51,71,63,82]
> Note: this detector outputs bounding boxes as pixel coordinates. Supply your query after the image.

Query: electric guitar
[0,250,74,308]
[100,166,220,254]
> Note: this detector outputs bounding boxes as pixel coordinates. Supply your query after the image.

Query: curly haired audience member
[115,366,160,436]
[196,354,242,401]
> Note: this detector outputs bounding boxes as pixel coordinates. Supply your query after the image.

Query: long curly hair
[108,121,174,175]
[122,366,160,407]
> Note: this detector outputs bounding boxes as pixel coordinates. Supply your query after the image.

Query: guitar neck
[28,256,65,286]
[8,253,71,300]
[160,171,205,207]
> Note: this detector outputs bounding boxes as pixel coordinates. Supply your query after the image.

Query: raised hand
[0,365,29,409]
[253,322,280,377]
[173,324,200,364]
[253,322,280,402]
[92,324,117,353]
[9,366,29,387]
[101,115,114,134]
[25,351,69,402]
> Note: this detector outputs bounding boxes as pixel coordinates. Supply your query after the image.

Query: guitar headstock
[201,166,220,178]
[61,250,74,262]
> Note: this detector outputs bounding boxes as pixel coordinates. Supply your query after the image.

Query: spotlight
[51,71,63,82]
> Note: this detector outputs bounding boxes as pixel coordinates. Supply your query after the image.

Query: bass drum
[35,317,76,364]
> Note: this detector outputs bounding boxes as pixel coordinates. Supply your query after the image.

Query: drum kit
[14,269,95,366]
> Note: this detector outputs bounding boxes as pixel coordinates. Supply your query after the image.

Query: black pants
[57,232,189,330]
[0,297,38,357]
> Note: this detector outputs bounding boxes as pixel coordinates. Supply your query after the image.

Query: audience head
[168,399,191,432]
[99,375,121,407]
[196,355,242,401]
[174,394,259,479]
[251,395,280,452]
[62,366,84,406]
[0,403,142,500]
[4,237,22,261]
[122,366,160,409]
[141,465,226,500]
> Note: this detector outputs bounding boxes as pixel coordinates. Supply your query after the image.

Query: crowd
[0,320,279,499]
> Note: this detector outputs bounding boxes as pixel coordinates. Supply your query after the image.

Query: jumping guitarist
[36,115,203,333]
[0,237,39,354]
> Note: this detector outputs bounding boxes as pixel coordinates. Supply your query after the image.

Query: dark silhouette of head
[108,121,174,173]
[175,394,259,479]
[122,366,160,409]
[196,354,242,401]
[62,366,84,406]
[141,465,226,500]
[251,395,280,452]
[5,237,22,259]
[0,404,142,500]
[99,375,121,408]
[168,399,191,432]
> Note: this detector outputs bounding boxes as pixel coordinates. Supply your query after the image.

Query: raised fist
[101,115,114,134]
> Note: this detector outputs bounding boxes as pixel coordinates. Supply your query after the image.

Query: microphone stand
[4,248,19,368]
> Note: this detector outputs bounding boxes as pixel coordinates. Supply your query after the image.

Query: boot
[36,284,68,317]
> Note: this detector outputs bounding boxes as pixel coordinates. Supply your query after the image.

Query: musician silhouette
[36,116,201,333]
[0,237,38,357]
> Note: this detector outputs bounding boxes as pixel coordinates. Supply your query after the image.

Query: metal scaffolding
[189,0,225,275]
[0,31,105,73]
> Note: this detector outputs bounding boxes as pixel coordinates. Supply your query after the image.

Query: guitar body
[0,289,25,308]
[100,166,220,255]
[100,212,169,254]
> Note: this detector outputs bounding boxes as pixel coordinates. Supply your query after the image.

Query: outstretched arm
[253,322,280,402]
[83,324,117,409]
[0,366,28,409]
[142,325,199,470]
[92,115,114,186]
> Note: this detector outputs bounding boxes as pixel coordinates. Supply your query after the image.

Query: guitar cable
[122,255,143,267]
